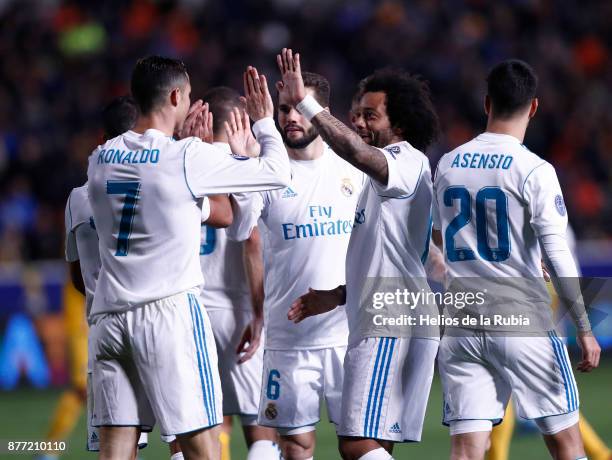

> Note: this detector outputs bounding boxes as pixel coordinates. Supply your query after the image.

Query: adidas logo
[389,422,401,434]
[281,187,297,198]
[90,431,99,442]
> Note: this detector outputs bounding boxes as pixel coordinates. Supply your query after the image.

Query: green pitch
[1,361,610,459]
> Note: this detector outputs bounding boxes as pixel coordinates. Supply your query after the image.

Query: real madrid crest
[265,402,278,420]
[341,178,354,197]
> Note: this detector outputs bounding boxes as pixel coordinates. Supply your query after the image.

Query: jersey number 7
[107,180,141,256]
[444,186,510,262]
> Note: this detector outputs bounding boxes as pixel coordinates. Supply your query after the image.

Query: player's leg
[90,312,155,459]
[133,293,223,459]
[279,428,316,460]
[485,403,515,460]
[338,437,394,460]
[535,412,585,460]
[501,333,585,460]
[176,425,222,460]
[449,423,492,460]
[340,337,438,459]
[579,413,612,460]
[258,349,322,460]
[99,426,140,460]
[240,418,280,460]
[210,307,280,459]
[440,332,510,460]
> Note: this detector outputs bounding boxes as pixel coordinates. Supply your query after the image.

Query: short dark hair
[486,59,538,119]
[302,72,330,107]
[130,56,189,114]
[362,68,439,152]
[202,86,243,137]
[102,95,138,139]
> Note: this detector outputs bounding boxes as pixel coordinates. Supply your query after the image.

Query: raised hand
[194,102,214,143]
[287,287,344,324]
[242,66,273,122]
[276,48,306,106]
[225,107,260,157]
[176,100,205,139]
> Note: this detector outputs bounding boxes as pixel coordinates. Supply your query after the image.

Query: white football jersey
[433,132,569,330]
[87,118,290,316]
[65,183,100,322]
[345,141,436,344]
[199,143,250,311]
[433,132,568,278]
[229,146,366,350]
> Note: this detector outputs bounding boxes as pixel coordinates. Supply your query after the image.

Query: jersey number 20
[107,180,141,257]
[444,186,510,262]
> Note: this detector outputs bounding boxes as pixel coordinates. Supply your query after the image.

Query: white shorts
[438,329,579,426]
[90,290,223,436]
[86,337,148,451]
[207,308,264,418]
[339,337,439,442]
[258,346,346,429]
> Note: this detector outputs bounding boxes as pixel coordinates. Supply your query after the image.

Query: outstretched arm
[277,48,388,184]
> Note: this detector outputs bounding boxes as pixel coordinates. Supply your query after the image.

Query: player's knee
[279,429,315,460]
[282,443,312,460]
[338,437,361,460]
[535,410,579,436]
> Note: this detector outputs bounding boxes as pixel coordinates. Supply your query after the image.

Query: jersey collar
[477,132,522,143]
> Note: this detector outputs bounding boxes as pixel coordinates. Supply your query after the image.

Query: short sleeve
[200,196,211,223]
[64,195,79,262]
[183,118,290,197]
[226,192,265,242]
[522,162,568,237]
[371,143,425,198]
[432,186,441,231]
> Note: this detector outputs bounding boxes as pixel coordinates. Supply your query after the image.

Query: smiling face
[278,87,319,149]
[356,91,396,148]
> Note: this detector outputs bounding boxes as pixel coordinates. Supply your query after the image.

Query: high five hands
[177,100,214,142]
[276,48,306,107]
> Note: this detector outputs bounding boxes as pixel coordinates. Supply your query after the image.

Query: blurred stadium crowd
[0,0,611,262]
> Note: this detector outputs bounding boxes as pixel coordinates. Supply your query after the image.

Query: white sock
[358,447,394,460]
[246,440,281,460]
[170,453,184,460]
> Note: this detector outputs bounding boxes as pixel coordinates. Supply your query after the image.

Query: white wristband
[296,95,324,121]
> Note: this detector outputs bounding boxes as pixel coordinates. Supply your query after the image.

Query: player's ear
[528,98,538,119]
[169,87,180,108]
[484,95,491,116]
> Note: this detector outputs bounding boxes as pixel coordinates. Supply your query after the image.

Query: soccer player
[227,71,365,460]
[199,86,280,460]
[432,59,601,460]
[35,96,140,460]
[63,96,231,460]
[280,49,440,460]
[87,58,291,460]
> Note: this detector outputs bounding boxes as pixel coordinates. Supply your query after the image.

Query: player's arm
[525,163,600,371]
[287,285,346,323]
[69,261,86,296]
[277,48,388,184]
[64,193,86,296]
[184,67,291,197]
[236,226,264,363]
[202,195,233,228]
